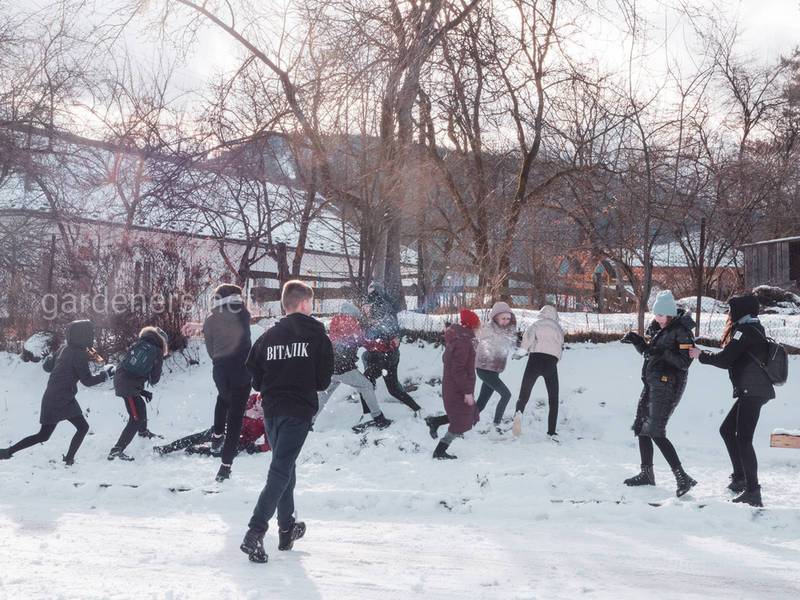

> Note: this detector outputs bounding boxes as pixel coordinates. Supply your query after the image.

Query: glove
[141,390,153,402]
[620,332,647,353]
[103,364,116,380]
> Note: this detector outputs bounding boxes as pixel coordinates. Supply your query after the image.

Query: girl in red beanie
[425,309,480,459]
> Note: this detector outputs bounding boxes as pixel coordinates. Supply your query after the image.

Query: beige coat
[521,305,564,360]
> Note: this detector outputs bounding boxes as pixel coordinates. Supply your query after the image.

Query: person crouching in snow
[473,302,518,434]
[317,302,392,432]
[425,309,480,459]
[513,305,564,438]
[108,326,169,461]
[0,320,113,465]
[154,393,270,457]
[620,290,697,497]
[688,294,774,507]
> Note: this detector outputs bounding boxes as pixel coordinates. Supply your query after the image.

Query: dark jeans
[248,416,311,533]
[113,395,148,451]
[475,369,512,425]
[157,429,213,454]
[9,415,89,462]
[212,383,250,466]
[516,353,560,434]
[362,350,421,413]
[720,396,768,491]
[638,435,681,470]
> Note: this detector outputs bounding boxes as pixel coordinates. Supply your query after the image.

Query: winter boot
[107,447,135,461]
[732,487,763,507]
[727,474,747,493]
[425,416,440,440]
[372,413,393,430]
[240,528,268,563]
[215,464,231,482]
[624,465,655,486]
[62,454,74,467]
[672,466,697,498]
[0,448,11,460]
[138,429,162,440]
[278,521,306,551]
[211,433,224,454]
[432,441,457,460]
[512,412,522,437]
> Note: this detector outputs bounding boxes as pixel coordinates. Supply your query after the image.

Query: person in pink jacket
[513,305,564,437]
[425,309,481,459]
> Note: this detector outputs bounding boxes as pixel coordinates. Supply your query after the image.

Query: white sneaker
[512,412,522,437]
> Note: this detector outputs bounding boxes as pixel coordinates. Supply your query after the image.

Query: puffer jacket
[520,305,564,360]
[631,310,695,437]
[475,302,518,372]
[39,320,108,425]
[442,323,478,434]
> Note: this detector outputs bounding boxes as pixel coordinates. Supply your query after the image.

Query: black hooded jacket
[698,295,775,400]
[113,330,165,399]
[246,312,334,420]
[39,320,107,425]
[203,299,252,389]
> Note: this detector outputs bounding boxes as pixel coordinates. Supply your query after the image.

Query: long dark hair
[720,315,734,348]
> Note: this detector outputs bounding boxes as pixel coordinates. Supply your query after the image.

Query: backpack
[119,340,158,378]
[747,330,789,387]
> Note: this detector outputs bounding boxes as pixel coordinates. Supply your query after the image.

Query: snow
[1,342,800,599]
[773,429,800,436]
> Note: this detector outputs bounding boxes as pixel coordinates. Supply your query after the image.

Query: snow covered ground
[1,339,799,599]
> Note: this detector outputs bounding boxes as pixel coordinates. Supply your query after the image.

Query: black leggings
[9,415,90,462]
[638,435,681,470]
[113,395,148,452]
[720,397,768,491]
[516,353,560,435]
[213,386,250,466]
[475,369,512,425]
[362,351,421,413]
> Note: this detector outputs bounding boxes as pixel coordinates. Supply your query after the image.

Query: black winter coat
[203,301,252,389]
[698,320,775,400]
[39,320,107,425]
[113,331,164,399]
[246,313,334,420]
[632,311,695,437]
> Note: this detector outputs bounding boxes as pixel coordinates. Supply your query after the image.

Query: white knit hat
[652,290,678,317]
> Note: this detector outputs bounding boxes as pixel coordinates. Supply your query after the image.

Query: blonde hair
[281,280,314,312]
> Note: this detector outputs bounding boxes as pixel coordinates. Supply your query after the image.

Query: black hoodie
[246,312,334,420]
[203,299,252,388]
[39,320,107,425]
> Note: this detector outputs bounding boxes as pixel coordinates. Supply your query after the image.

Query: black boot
[138,429,162,439]
[352,413,394,433]
[672,466,697,497]
[62,454,74,467]
[732,487,763,507]
[278,521,306,551]
[215,464,231,482]
[107,447,135,461]
[240,528,268,563]
[425,416,440,440]
[624,465,655,486]
[0,448,11,460]
[727,474,746,493]
[432,441,457,460]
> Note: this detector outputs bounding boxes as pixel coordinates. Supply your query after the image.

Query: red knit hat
[460,309,481,329]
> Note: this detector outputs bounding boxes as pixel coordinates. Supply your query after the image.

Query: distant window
[790,242,800,282]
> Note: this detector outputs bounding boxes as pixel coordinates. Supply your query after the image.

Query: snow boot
[215,464,231,482]
[512,412,522,437]
[624,465,655,486]
[0,448,11,460]
[432,442,457,460]
[278,521,306,551]
[732,487,763,507]
[62,454,74,467]
[425,416,440,439]
[727,474,747,493]
[352,413,393,433]
[672,467,697,498]
[137,429,162,440]
[211,433,224,454]
[240,528,268,563]
[107,447,135,461]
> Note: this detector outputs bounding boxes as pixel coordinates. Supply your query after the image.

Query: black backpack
[119,340,158,378]
[748,330,789,387]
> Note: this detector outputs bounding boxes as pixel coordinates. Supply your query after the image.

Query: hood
[140,326,169,355]
[281,312,327,338]
[66,320,94,349]
[728,294,759,322]
[488,302,517,331]
[537,305,559,322]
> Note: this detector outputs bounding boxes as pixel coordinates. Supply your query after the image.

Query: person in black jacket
[0,320,112,465]
[240,280,334,564]
[201,284,253,482]
[689,294,774,507]
[108,326,168,461]
[620,291,697,497]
